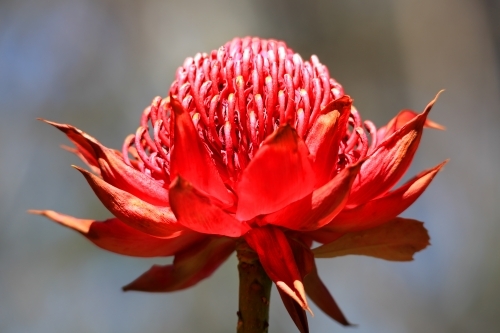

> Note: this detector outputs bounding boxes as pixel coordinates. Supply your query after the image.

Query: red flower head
[33,37,446,332]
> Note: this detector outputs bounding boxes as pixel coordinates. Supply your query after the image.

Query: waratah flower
[32,37,446,332]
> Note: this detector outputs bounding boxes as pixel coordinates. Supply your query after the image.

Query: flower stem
[236,241,272,333]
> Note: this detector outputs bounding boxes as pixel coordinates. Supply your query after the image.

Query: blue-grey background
[1,0,499,332]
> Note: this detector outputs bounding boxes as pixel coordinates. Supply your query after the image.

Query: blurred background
[1,0,499,332]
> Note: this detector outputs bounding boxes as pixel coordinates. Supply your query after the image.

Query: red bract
[33,37,446,332]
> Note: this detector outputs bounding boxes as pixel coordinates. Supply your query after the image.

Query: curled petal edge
[74,165,183,237]
[29,210,203,257]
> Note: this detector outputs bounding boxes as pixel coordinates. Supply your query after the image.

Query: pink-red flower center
[122,37,373,186]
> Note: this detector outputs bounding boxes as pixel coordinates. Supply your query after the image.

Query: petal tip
[27,209,44,215]
[423,90,445,115]
[71,164,87,173]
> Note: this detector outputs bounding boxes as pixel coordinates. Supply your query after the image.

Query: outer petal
[44,119,171,206]
[245,226,311,312]
[313,218,430,261]
[304,262,352,326]
[277,288,309,333]
[122,237,236,292]
[305,96,352,187]
[263,161,362,231]
[41,119,101,175]
[74,166,182,237]
[287,237,351,327]
[169,176,250,237]
[93,145,171,206]
[170,97,234,206]
[347,91,442,207]
[30,210,203,257]
[236,125,315,220]
[324,161,447,232]
[377,109,445,142]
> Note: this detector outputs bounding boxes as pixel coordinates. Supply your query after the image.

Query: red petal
[347,91,442,207]
[30,210,203,257]
[41,119,101,175]
[325,161,447,233]
[313,218,430,261]
[74,166,182,237]
[377,108,445,142]
[284,235,351,327]
[43,119,171,206]
[245,226,311,312]
[236,125,315,220]
[305,96,352,187]
[122,237,236,292]
[169,97,234,206]
[304,262,352,326]
[93,144,171,206]
[277,288,309,333]
[263,161,362,231]
[169,176,250,237]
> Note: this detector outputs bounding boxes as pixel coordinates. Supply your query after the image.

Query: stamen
[209,95,222,148]
[309,77,322,125]
[192,70,209,126]
[345,127,362,153]
[278,90,286,125]
[249,110,258,147]
[292,53,302,88]
[364,120,378,154]
[210,61,220,96]
[135,127,162,173]
[242,47,251,82]
[153,120,170,161]
[178,83,191,104]
[254,94,265,142]
[149,96,162,125]
[278,46,286,79]
[265,76,276,133]
[284,74,294,123]
[255,54,264,91]
[122,134,135,167]
[236,76,247,136]
[224,121,235,173]
[139,106,157,152]
[355,127,369,159]
[300,89,311,131]
[175,67,188,87]
[297,108,306,138]
[319,74,331,108]
[202,58,210,85]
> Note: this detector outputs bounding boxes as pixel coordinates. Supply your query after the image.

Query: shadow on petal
[313,217,430,261]
[123,237,236,292]
[236,125,315,220]
[74,166,182,237]
[29,210,204,257]
[324,160,448,233]
[169,176,250,237]
[347,91,444,207]
[264,160,363,231]
[170,97,234,206]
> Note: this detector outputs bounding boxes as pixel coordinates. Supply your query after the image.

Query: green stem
[236,241,272,333]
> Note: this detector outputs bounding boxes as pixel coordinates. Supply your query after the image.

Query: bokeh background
[1,0,499,332]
